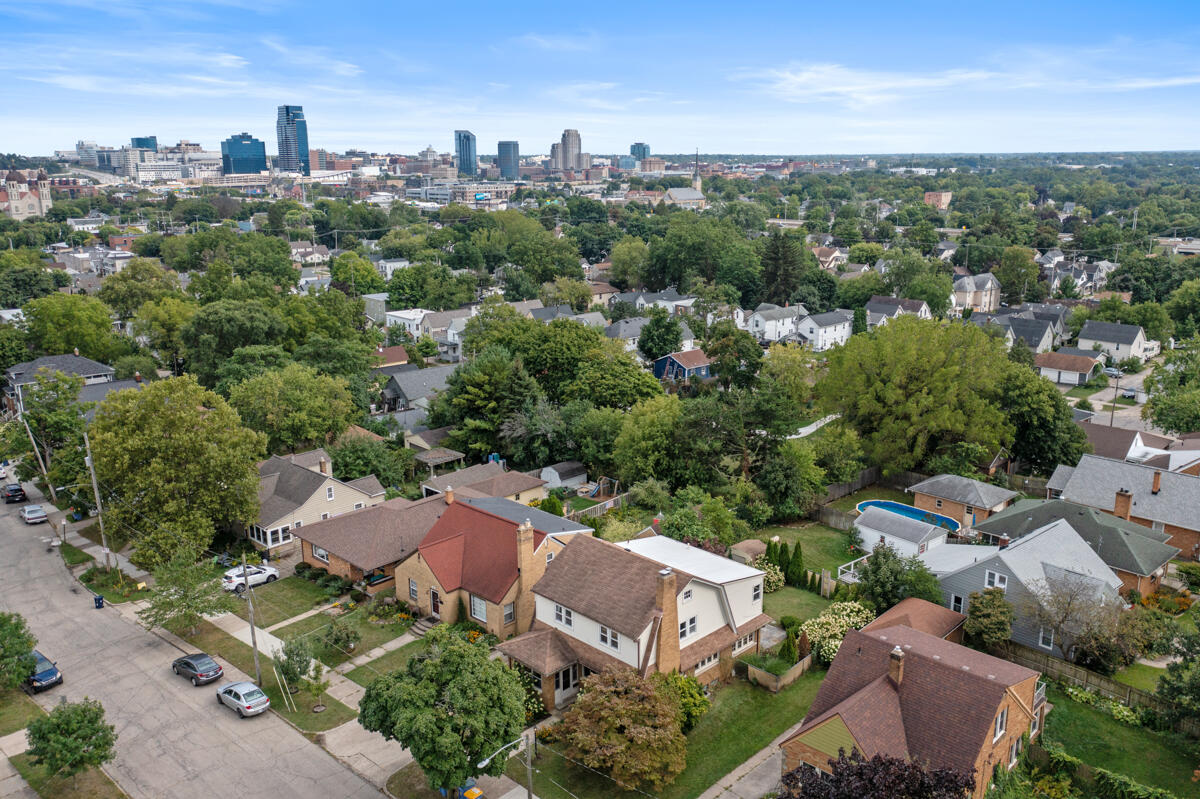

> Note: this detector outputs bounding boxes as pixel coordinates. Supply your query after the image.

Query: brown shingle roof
[667,349,712,369]
[421,462,545,496]
[679,613,772,670]
[863,598,965,640]
[1034,351,1100,373]
[295,495,448,571]
[787,626,1038,777]
[499,621,639,676]
[533,535,691,639]
[1077,422,1139,460]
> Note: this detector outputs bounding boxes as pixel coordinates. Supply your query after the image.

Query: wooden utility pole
[20,416,57,504]
[82,432,111,570]
[241,554,263,685]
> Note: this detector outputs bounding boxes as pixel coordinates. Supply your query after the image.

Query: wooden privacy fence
[1004,641,1200,738]
[817,466,881,505]
[566,493,628,522]
[817,506,857,531]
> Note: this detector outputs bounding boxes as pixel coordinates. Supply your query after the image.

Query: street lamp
[477,731,534,799]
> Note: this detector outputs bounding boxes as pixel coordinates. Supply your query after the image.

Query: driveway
[0,489,383,799]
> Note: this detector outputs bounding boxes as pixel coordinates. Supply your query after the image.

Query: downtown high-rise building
[560,128,581,170]
[221,132,268,174]
[454,130,477,177]
[131,136,158,152]
[276,105,310,175]
[630,142,650,161]
[498,140,520,180]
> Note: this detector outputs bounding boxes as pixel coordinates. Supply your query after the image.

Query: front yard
[508,671,825,799]
[1041,685,1197,796]
[274,606,412,668]
[10,753,126,799]
[345,638,427,687]
[181,620,356,733]
[232,576,332,628]
[0,688,43,736]
[79,567,150,604]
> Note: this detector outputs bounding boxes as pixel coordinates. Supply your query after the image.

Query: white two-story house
[748,303,808,342]
[497,534,770,709]
[795,310,853,351]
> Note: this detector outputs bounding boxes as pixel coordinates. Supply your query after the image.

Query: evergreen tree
[776,541,791,573]
[761,229,804,306]
[852,306,867,334]
[786,543,805,586]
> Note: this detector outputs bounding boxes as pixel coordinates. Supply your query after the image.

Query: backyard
[1041,685,1198,796]
[758,522,850,576]
[274,606,412,668]
[181,620,356,733]
[764,587,830,624]
[1112,662,1166,693]
[232,576,333,628]
[827,485,911,513]
[345,638,426,687]
[507,671,825,799]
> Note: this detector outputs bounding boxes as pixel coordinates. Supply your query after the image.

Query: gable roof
[387,364,456,404]
[866,295,929,315]
[663,349,712,369]
[855,506,945,545]
[953,273,1001,291]
[1057,454,1200,532]
[1034,351,1099,374]
[297,495,448,570]
[805,310,852,328]
[621,534,763,584]
[422,462,546,497]
[460,496,590,535]
[908,474,1018,508]
[863,598,966,640]
[546,460,587,479]
[256,456,329,526]
[1003,316,1053,348]
[786,625,1037,777]
[973,498,1178,577]
[6,354,114,385]
[533,535,691,638]
[79,377,145,421]
[1079,319,1143,345]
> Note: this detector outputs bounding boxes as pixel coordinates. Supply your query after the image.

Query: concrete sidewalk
[333,631,417,675]
[697,718,805,799]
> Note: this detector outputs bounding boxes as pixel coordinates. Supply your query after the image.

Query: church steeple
[691,150,702,193]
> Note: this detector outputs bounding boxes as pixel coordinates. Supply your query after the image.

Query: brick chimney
[655,568,681,674]
[318,456,328,476]
[1152,471,1162,495]
[888,645,905,687]
[444,485,454,505]
[514,519,536,633]
[1114,488,1132,520]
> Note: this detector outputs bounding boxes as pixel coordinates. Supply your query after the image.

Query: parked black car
[172,653,224,686]
[3,484,26,503]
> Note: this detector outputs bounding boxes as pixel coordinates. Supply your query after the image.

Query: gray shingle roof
[79,378,145,421]
[855,506,945,545]
[387,364,456,405]
[461,496,591,535]
[973,498,1178,577]
[1079,319,1143,346]
[908,474,1019,508]
[257,456,329,526]
[1057,454,1200,532]
[6,355,114,385]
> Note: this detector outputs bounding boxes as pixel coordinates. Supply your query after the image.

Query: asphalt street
[0,489,383,799]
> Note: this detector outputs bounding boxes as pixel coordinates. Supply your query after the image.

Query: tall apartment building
[276,105,310,175]
[130,136,158,151]
[308,149,331,171]
[75,141,99,167]
[640,157,666,172]
[498,141,520,180]
[630,142,650,160]
[560,129,581,170]
[221,133,268,175]
[454,130,477,177]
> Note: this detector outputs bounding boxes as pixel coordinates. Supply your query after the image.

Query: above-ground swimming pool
[855,499,961,532]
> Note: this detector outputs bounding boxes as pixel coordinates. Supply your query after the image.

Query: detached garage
[540,460,588,490]
[1034,351,1100,386]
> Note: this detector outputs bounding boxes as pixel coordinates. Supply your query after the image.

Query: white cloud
[746,62,998,107]
[514,33,598,52]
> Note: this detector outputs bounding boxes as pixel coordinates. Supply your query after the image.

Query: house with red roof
[392,493,592,637]
[652,349,713,381]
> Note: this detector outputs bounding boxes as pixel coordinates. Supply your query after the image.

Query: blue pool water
[855,499,961,532]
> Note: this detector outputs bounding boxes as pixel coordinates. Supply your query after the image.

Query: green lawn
[1112,663,1165,693]
[567,496,599,512]
[759,522,852,575]
[9,753,127,799]
[1042,685,1197,796]
[1066,384,1103,399]
[827,486,911,513]
[386,762,445,799]
[233,576,332,628]
[509,671,826,799]
[58,542,94,567]
[181,620,356,732]
[764,586,831,623]
[274,607,411,668]
[345,639,426,687]
[0,688,44,737]
[79,567,150,604]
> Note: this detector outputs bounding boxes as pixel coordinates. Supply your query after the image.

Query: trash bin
[93,595,104,609]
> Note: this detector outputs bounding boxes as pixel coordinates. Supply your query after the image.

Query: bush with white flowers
[753,556,785,593]
[798,601,875,664]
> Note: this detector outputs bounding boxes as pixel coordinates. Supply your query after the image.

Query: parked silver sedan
[215,681,270,718]
[20,505,47,524]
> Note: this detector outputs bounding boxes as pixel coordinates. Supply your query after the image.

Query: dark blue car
[27,650,62,693]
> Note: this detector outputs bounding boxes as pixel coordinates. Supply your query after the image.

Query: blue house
[652,349,713,381]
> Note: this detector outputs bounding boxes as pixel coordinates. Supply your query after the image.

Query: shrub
[515,667,546,724]
[652,671,710,733]
[753,556,785,593]
[350,589,367,604]
[539,495,564,517]
[798,602,875,664]
[1175,562,1200,592]
[323,615,362,654]
[275,637,312,691]
[778,631,799,665]
[308,567,328,581]
[779,616,803,634]
[294,562,312,577]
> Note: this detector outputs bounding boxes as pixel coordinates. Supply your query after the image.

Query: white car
[221,564,279,593]
[20,505,48,524]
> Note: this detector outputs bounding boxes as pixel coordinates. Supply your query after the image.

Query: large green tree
[993,246,1039,305]
[229,363,356,453]
[330,252,385,295]
[613,394,684,486]
[180,299,286,387]
[816,316,1012,473]
[999,364,1087,474]
[90,376,266,570]
[358,625,525,792]
[97,258,182,319]
[565,350,662,409]
[647,215,761,305]
[25,699,117,784]
[23,293,122,362]
[637,306,682,362]
[329,436,412,487]
[137,548,238,636]
[427,346,543,460]
[0,612,37,690]
[761,228,804,305]
[0,265,56,309]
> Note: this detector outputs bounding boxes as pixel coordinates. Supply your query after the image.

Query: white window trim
[321,512,330,520]
[985,570,1007,592]
[354,502,364,510]
[312,546,329,563]
[599,625,619,650]
[993,708,1007,742]
[695,652,719,673]
[1038,627,1054,650]
[469,595,487,623]
[326,486,335,501]
[554,604,573,627]
[679,615,698,640]
[951,594,963,613]
[752,583,762,602]
[503,602,515,625]
[409,579,418,600]
[733,633,755,653]
[546,551,554,564]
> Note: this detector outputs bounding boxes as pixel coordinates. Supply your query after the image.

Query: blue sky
[3,0,1200,156]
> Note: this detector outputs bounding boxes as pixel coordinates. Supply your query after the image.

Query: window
[985,571,1008,592]
[733,633,755,653]
[918,542,927,555]
[1030,713,1040,736]
[679,616,697,640]
[470,594,487,622]
[993,707,1007,741]
[270,529,281,546]
[409,579,418,601]
[321,512,330,520]
[934,499,943,509]
[951,594,963,613]
[752,583,762,602]
[1039,627,1054,650]
[354,502,364,510]
[312,546,329,563]
[503,603,515,624]
[546,552,554,564]
[695,652,719,672]
[599,626,619,650]
[293,521,302,529]
[682,589,693,602]
[554,604,573,627]
[279,525,291,543]
[326,486,335,501]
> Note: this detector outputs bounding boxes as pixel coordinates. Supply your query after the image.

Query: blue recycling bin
[93,595,104,609]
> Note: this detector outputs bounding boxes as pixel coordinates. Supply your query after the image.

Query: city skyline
[4,1,1200,155]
